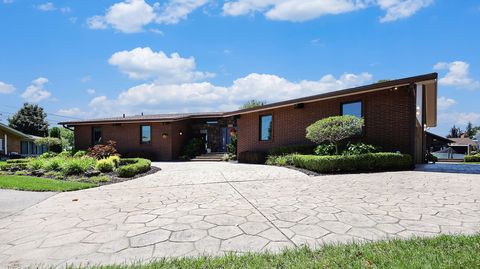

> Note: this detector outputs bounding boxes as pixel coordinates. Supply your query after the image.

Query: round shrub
[107,155,121,168]
[465,154,480,162]
[117,158,151,178]
[44,158,63,171]
[95,159,115,173]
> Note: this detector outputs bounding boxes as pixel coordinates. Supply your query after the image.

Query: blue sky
[0,0,479,136]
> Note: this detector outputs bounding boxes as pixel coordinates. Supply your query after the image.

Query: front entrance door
[220,127,231,152]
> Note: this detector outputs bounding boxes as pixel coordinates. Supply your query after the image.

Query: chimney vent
[123,114,125,118]
[141,112,144,116]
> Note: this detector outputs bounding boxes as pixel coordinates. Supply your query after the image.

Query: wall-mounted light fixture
[179,131,183,136]
[162,133,168,139]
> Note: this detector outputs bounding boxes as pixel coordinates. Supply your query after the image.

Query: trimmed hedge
[95,159,115,173]
[118,158,151,178]
[268,145,315,156]
[238,151,267,164]
[291,153,413,173]
[465,155,480,162]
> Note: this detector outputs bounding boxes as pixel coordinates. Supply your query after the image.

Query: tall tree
[8,103,49,137]
[465,122,475,137]
[49,127,63,153]
[446,125,462,138]
[240,100,267,109]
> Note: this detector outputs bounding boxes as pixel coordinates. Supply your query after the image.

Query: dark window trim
[340,100,365,138]
[140,125,152,145]
[259,114,273,142]
[340,99,364,118]
[92,127,102,146]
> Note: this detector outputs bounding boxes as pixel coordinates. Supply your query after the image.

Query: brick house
[61,73,438,164]
[0,123,48,157]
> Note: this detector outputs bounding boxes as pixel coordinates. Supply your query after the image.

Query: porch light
[179,131,183,136]
[162,133,168,139]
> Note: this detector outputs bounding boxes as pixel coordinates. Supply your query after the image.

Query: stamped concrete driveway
[1,162,480,268]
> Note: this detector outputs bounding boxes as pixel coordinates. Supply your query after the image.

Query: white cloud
[156,0,209,24]
[437,96,456,110]
[222,0,432,22]
[377,0,433,22]
[87,0,156,33]
[108,47,214,83]
[57,108,86,117]
[0,81,15,94]
[21,77,52,102]
[434,61,480,89]
[86,88,96,95]
[439,112,480,126]
[87,0,209,33]
[88,72,372,117]
[36,2,56,11]
[80,75,92,83]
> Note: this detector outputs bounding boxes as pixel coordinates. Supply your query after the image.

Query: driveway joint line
[220,171,297,248]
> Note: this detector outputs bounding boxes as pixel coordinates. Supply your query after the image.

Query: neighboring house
[60,73,438,164]
[426,132,453,152]
[0,123,48,157]
[449,137,478,156]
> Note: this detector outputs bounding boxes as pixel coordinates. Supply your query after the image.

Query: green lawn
[76,234,480,269]
[0,175,96,192]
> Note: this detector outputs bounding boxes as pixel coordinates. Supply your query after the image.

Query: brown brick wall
[74,122,188,161]
[0,130,22,154]
[236,86,416,156]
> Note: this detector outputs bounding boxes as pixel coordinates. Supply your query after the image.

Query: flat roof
[61,72,438,126]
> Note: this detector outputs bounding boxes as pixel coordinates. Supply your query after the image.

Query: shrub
[314,144,336,156]
[57,151,72,158]
[291,153,412,174]
[238,151,267,164]
[95,159,115,173]
[73,150,87,158]
[425,152,438,163]
[306,115,364,154]
[107,155,121,168]
[269,145,315,156]
[39,152,58,158]
[266,155,294,166]
[227,135,238,157]
[88,140,118,159]
[117,158,151,178]
[61,158,96,175]
[182,138,204,159]
[343,142,379,155]
[44,157,63,171]
[27,158,46,171]
[465,154,480,162]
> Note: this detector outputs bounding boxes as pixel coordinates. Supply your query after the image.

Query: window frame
[92,127,102,145]
[259,114,273,142]
[140,125,152,145]
[340,100,363,118]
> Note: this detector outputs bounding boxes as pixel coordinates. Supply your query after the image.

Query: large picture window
[92,127,102,145]
[141,125,151,144]
[341,101,362,118]
[259,115,273,141]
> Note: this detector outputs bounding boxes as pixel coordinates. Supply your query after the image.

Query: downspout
[4,134,7,155]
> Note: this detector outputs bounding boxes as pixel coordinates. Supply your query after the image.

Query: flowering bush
[88,140,119,159]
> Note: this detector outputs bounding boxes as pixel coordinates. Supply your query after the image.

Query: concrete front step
[190,153,225,162]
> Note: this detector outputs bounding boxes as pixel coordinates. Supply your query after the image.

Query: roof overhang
[224,73,438,117]
[60,114,223,127]
[0,123,35,140]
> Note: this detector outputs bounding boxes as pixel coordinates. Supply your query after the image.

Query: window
[0,139,3,151]
[141,125,151,144]
[92,127,102,145]
[341,101,362,118]
[21,141,28,154]
[259,115,273,141]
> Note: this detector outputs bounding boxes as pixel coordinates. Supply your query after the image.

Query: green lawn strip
[0,175,96,192]
[76,234,480,269]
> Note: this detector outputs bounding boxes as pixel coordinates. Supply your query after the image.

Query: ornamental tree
[8,103,49,137]
[306,115,364,155]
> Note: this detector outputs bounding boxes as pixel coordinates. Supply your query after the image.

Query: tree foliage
[446,125,462,138]
[8,103,49,137]
[306,115,364,154]
[465,122,476,138]
[34,137,62,149]
[87,140,119,159]
[60,128,74,149]
[240,100,267,109]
